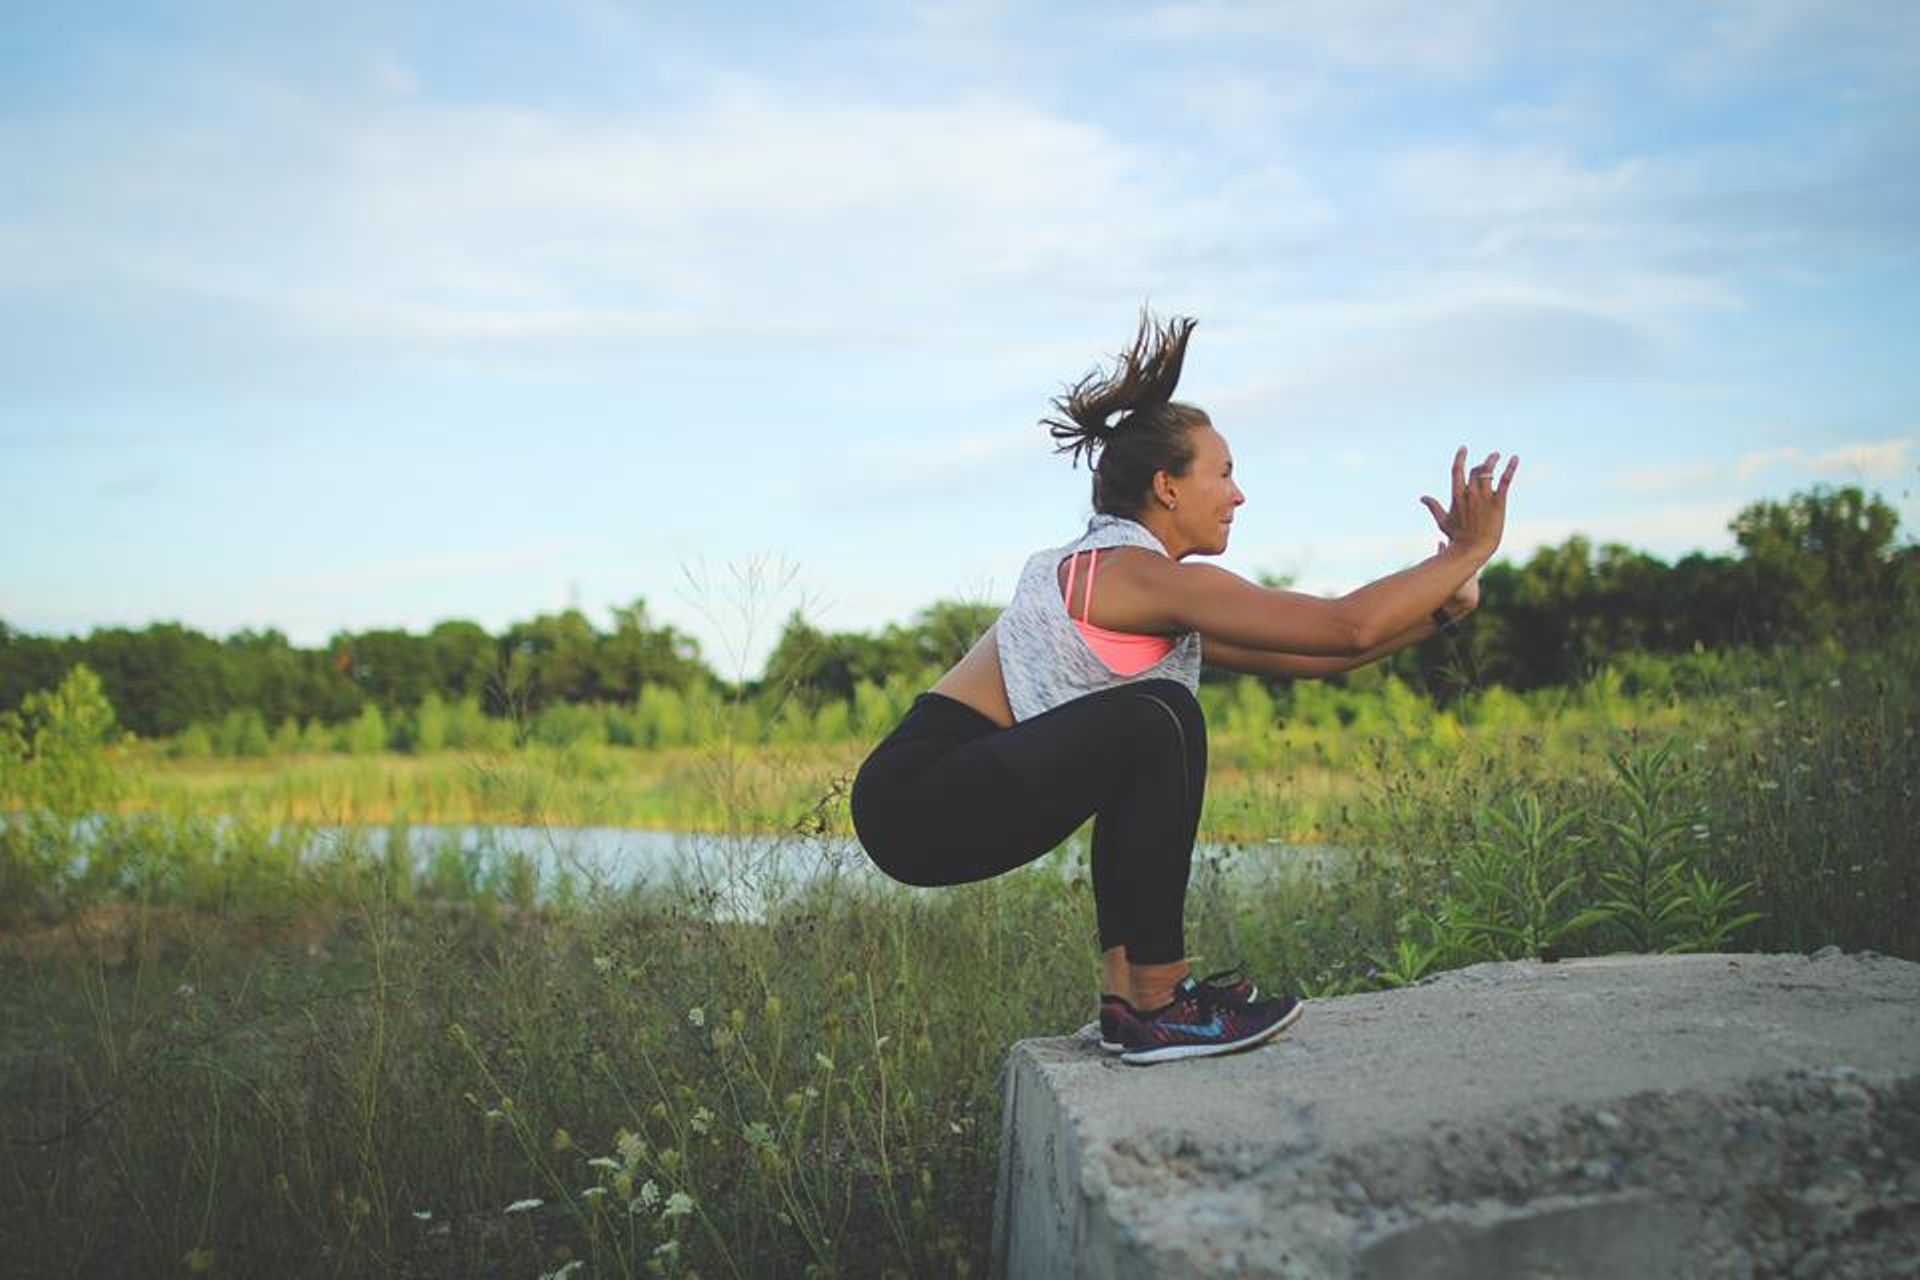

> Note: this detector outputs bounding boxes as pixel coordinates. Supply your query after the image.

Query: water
[350,822,1345,917]
[9,812,1344,920]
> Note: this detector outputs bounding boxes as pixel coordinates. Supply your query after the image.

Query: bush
[345,703,389,754]
[215,707,270,757]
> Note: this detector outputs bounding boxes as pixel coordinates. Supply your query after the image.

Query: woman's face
[1162,424,1245,557]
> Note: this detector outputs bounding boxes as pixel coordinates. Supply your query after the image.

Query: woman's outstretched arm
[1203,540,1481,679]
[1202,609,1455,679]
[1118,449,1516,656]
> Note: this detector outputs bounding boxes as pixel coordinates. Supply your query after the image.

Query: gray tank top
[995,513,1203,722]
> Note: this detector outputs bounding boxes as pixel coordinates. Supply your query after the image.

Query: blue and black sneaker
[1119,976,1303,1066]
[1098,968,1262,1054]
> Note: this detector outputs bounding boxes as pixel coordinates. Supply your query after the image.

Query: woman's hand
[1421,446,1518,559]
[1440,542,1480,614]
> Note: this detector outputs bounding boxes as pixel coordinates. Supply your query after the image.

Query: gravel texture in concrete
[991,950,1920,1279]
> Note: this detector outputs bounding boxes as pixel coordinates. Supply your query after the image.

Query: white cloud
[286,539,596,595]
[1217,297,1659,426]
[1386,143,1641,222]
[0,69,1349,401]
[1613,436,1917,498]
[1811,436,1916,480]
[1136,0,1512,77]
[1501,500,1745,558]
[1611,462,1724,497]
[1734,447,1802,483]
[1676,0,1920,93]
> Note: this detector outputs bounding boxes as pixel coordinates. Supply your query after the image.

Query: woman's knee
[1123,679,1206,744]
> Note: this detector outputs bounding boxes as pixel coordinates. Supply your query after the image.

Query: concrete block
[991,951,1920,1279]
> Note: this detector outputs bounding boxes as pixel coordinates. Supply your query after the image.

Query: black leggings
[849,678,1207,965]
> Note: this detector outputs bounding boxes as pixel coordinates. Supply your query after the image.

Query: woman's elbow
[1337,613,1380,656]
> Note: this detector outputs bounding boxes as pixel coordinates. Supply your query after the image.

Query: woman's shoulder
[1068,514,1172,555]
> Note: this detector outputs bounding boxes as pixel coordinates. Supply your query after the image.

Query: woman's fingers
[1421,495,1451,532]
[1451,446,1468,507]
[1495,455,1520,498]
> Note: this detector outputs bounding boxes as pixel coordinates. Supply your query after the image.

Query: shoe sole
[1119,999,1304,1066]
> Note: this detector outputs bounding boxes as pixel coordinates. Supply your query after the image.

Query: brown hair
[1042,310,1211,518]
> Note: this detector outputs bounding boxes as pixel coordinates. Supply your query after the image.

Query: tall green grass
[2,637,1914,1277]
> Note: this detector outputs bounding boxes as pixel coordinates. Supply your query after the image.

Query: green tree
[80,623,232,737]
[427,619,501,702]
[501,609,604,709]
[759,611,896,707]
[1732,485,1904,641]
[3,664,124,819]
[336,627,440,711]
[597,598,710,699]
[0,623,77,717]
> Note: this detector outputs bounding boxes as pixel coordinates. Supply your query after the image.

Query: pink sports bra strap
[1062,547,1105,623]
[1062,548,1101,622]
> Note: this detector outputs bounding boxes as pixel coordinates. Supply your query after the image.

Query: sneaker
[1196,966,1260,1006]
[1098,993,1146,1053]
[1097,969,1259,1054]
[1119,977,1304,1066]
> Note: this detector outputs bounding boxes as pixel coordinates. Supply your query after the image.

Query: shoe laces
[1197,964,1249,991]
[1172,974,1218,1018]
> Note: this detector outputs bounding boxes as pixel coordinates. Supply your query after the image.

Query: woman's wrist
[1441,539,1493,570]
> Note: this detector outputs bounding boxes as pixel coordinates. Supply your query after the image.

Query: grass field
[2,640,1914,1277]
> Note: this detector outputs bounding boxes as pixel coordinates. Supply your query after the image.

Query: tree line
[1,485,1912,742]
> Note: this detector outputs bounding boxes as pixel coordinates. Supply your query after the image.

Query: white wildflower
[687,1006,706,1028]
[503,1197,544,1214]
[616,1129,647,1166]
[743,1121,775,1151]
[587,1156,620,1171]
[690,1106,713,1135]
[654,1240,680,1261]
[814,1052,834,1072]
[638,1179,660,1208]
[664,1191,695,1218]
[411,1209,433,1221]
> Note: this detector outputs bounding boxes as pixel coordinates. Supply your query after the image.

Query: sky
[3,0,1916,680]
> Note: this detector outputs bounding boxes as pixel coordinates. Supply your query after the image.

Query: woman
[849,313,1517,1066]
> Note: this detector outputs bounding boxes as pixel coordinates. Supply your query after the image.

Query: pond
[11,813,1346,921]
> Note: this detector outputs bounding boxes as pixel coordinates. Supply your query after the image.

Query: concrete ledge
[991,951,1920,1279]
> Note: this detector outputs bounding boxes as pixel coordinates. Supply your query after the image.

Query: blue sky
[3,1,1916,679]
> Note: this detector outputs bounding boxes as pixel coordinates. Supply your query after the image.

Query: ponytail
[1041,310,1211,517]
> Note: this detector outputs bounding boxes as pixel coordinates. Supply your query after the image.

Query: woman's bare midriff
[929,625,1015,729]
[929,548,1167,731]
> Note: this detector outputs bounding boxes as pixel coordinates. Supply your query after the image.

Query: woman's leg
[852,680,1206,975]
[1082,680,1207,969]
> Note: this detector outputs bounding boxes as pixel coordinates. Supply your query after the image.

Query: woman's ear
[1152,470,1177,511]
